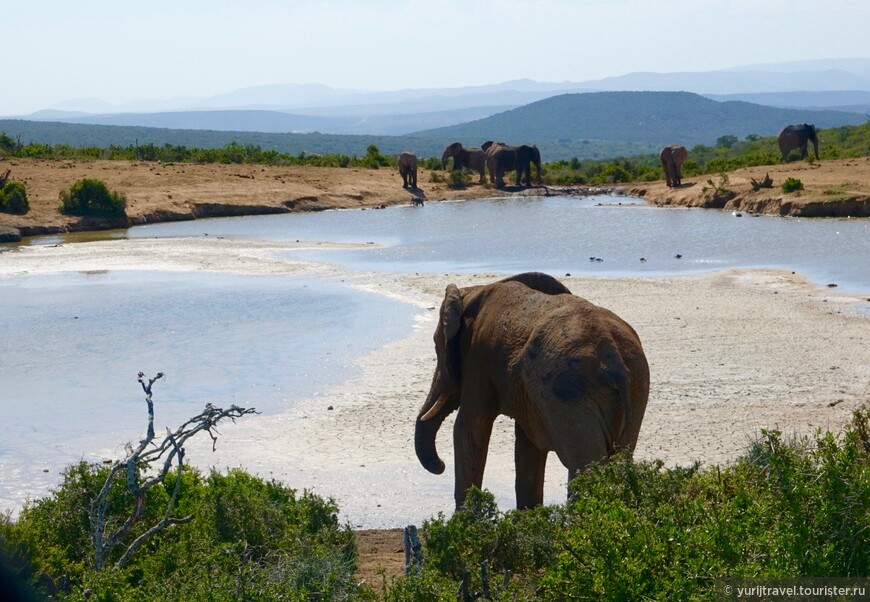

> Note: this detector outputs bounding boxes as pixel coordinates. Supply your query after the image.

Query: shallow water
[126,196,870,294]
[0,270,414,510]
[3,194,869,513]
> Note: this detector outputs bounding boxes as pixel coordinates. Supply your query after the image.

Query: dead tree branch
[750,173,773,191]
[89,372,257,571]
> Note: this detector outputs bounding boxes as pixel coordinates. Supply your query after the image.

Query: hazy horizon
[7,0,870,116]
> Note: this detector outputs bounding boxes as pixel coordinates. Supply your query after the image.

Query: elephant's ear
[442,284,463,341]
[430,284,463,404]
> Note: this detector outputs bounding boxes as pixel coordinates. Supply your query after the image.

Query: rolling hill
[1,91,866,162]
[413,91,865,149]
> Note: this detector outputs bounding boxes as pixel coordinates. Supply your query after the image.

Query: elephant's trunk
[415,372,458,474]
[415,407,447,474]
[441,150,450,171]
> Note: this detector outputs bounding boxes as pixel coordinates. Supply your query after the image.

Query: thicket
[0,374,357,601]
[58,178,127,218]
[0,181,29,214]
[4,405,867,600]
[384,406,870,601]
[0,465,357,601]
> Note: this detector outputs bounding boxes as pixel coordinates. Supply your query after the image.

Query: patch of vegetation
[1,465,357,600]
[57,178,127,218]
[4,110,870,189]
[0,181,29,214]
[3,397,868,600]
[446,169,470,189]
[782,177,805,193]
[386,406,870,600]
[700,173,736,206]
[0,375,358,601]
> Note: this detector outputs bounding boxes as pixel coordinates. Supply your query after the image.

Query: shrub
[446,169,469,189]
[391,406,870,600]
[58,178,127,218]
[0,181,29,214]
[782,177,804,193]
[1,465,357,600]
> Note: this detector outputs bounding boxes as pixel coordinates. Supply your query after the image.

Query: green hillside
[0,119,447,160]
[414,91,865,152]
[1,91,865,162]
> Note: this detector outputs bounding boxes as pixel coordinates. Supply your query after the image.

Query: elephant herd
[398,141,543,190]
[399,122,821,195]
[442,141,542,188]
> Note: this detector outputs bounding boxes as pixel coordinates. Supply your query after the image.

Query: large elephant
[397,152,418,189]
[777,124,819,162]
[659,145,688,187]
[482,141,542,188]
[414,272,650,510]
[441,142,487,183]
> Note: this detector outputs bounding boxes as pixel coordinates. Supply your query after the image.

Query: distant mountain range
[2,90,865,162]
[9,58,870,138]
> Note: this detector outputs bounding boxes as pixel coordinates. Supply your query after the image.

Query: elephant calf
[415,272,649,510]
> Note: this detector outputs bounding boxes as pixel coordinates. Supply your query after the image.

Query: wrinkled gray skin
[777,124,819,162]
[482,141,542,188]
[659,145,688,187]
[414,272,650,510]
[397,152,418,188]
[441,142,487,183]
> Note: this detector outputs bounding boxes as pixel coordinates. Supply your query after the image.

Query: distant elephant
[777,124,819,162]
[659,145,688,187]
[414,272,650,510]
[481,140,508,184]
[482,141,542,188]
[397,152,418,188]
[441,142,487,183]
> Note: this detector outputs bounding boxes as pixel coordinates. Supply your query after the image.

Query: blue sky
[6,0,870,115]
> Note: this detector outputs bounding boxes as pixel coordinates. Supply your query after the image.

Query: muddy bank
[0,159,506,242]
[2,158,870,243]
[630,158,870,217]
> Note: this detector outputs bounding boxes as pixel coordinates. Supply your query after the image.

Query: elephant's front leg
[453,407,497,509]
[515,423,547,509]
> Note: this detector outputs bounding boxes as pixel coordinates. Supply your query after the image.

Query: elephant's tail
[598,348,633,449]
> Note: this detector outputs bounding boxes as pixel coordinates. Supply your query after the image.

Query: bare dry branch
[750,173,774,191]
[89,372,257,571]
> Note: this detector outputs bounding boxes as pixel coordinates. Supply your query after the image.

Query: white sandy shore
[2,238,869,528]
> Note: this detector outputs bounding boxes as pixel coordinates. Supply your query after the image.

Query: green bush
[58,178,127,218]
[782,177,804,193]
[446,169,469,189]
[387,406,870,600]
[1,465,357,600]
[0,181,29,214]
